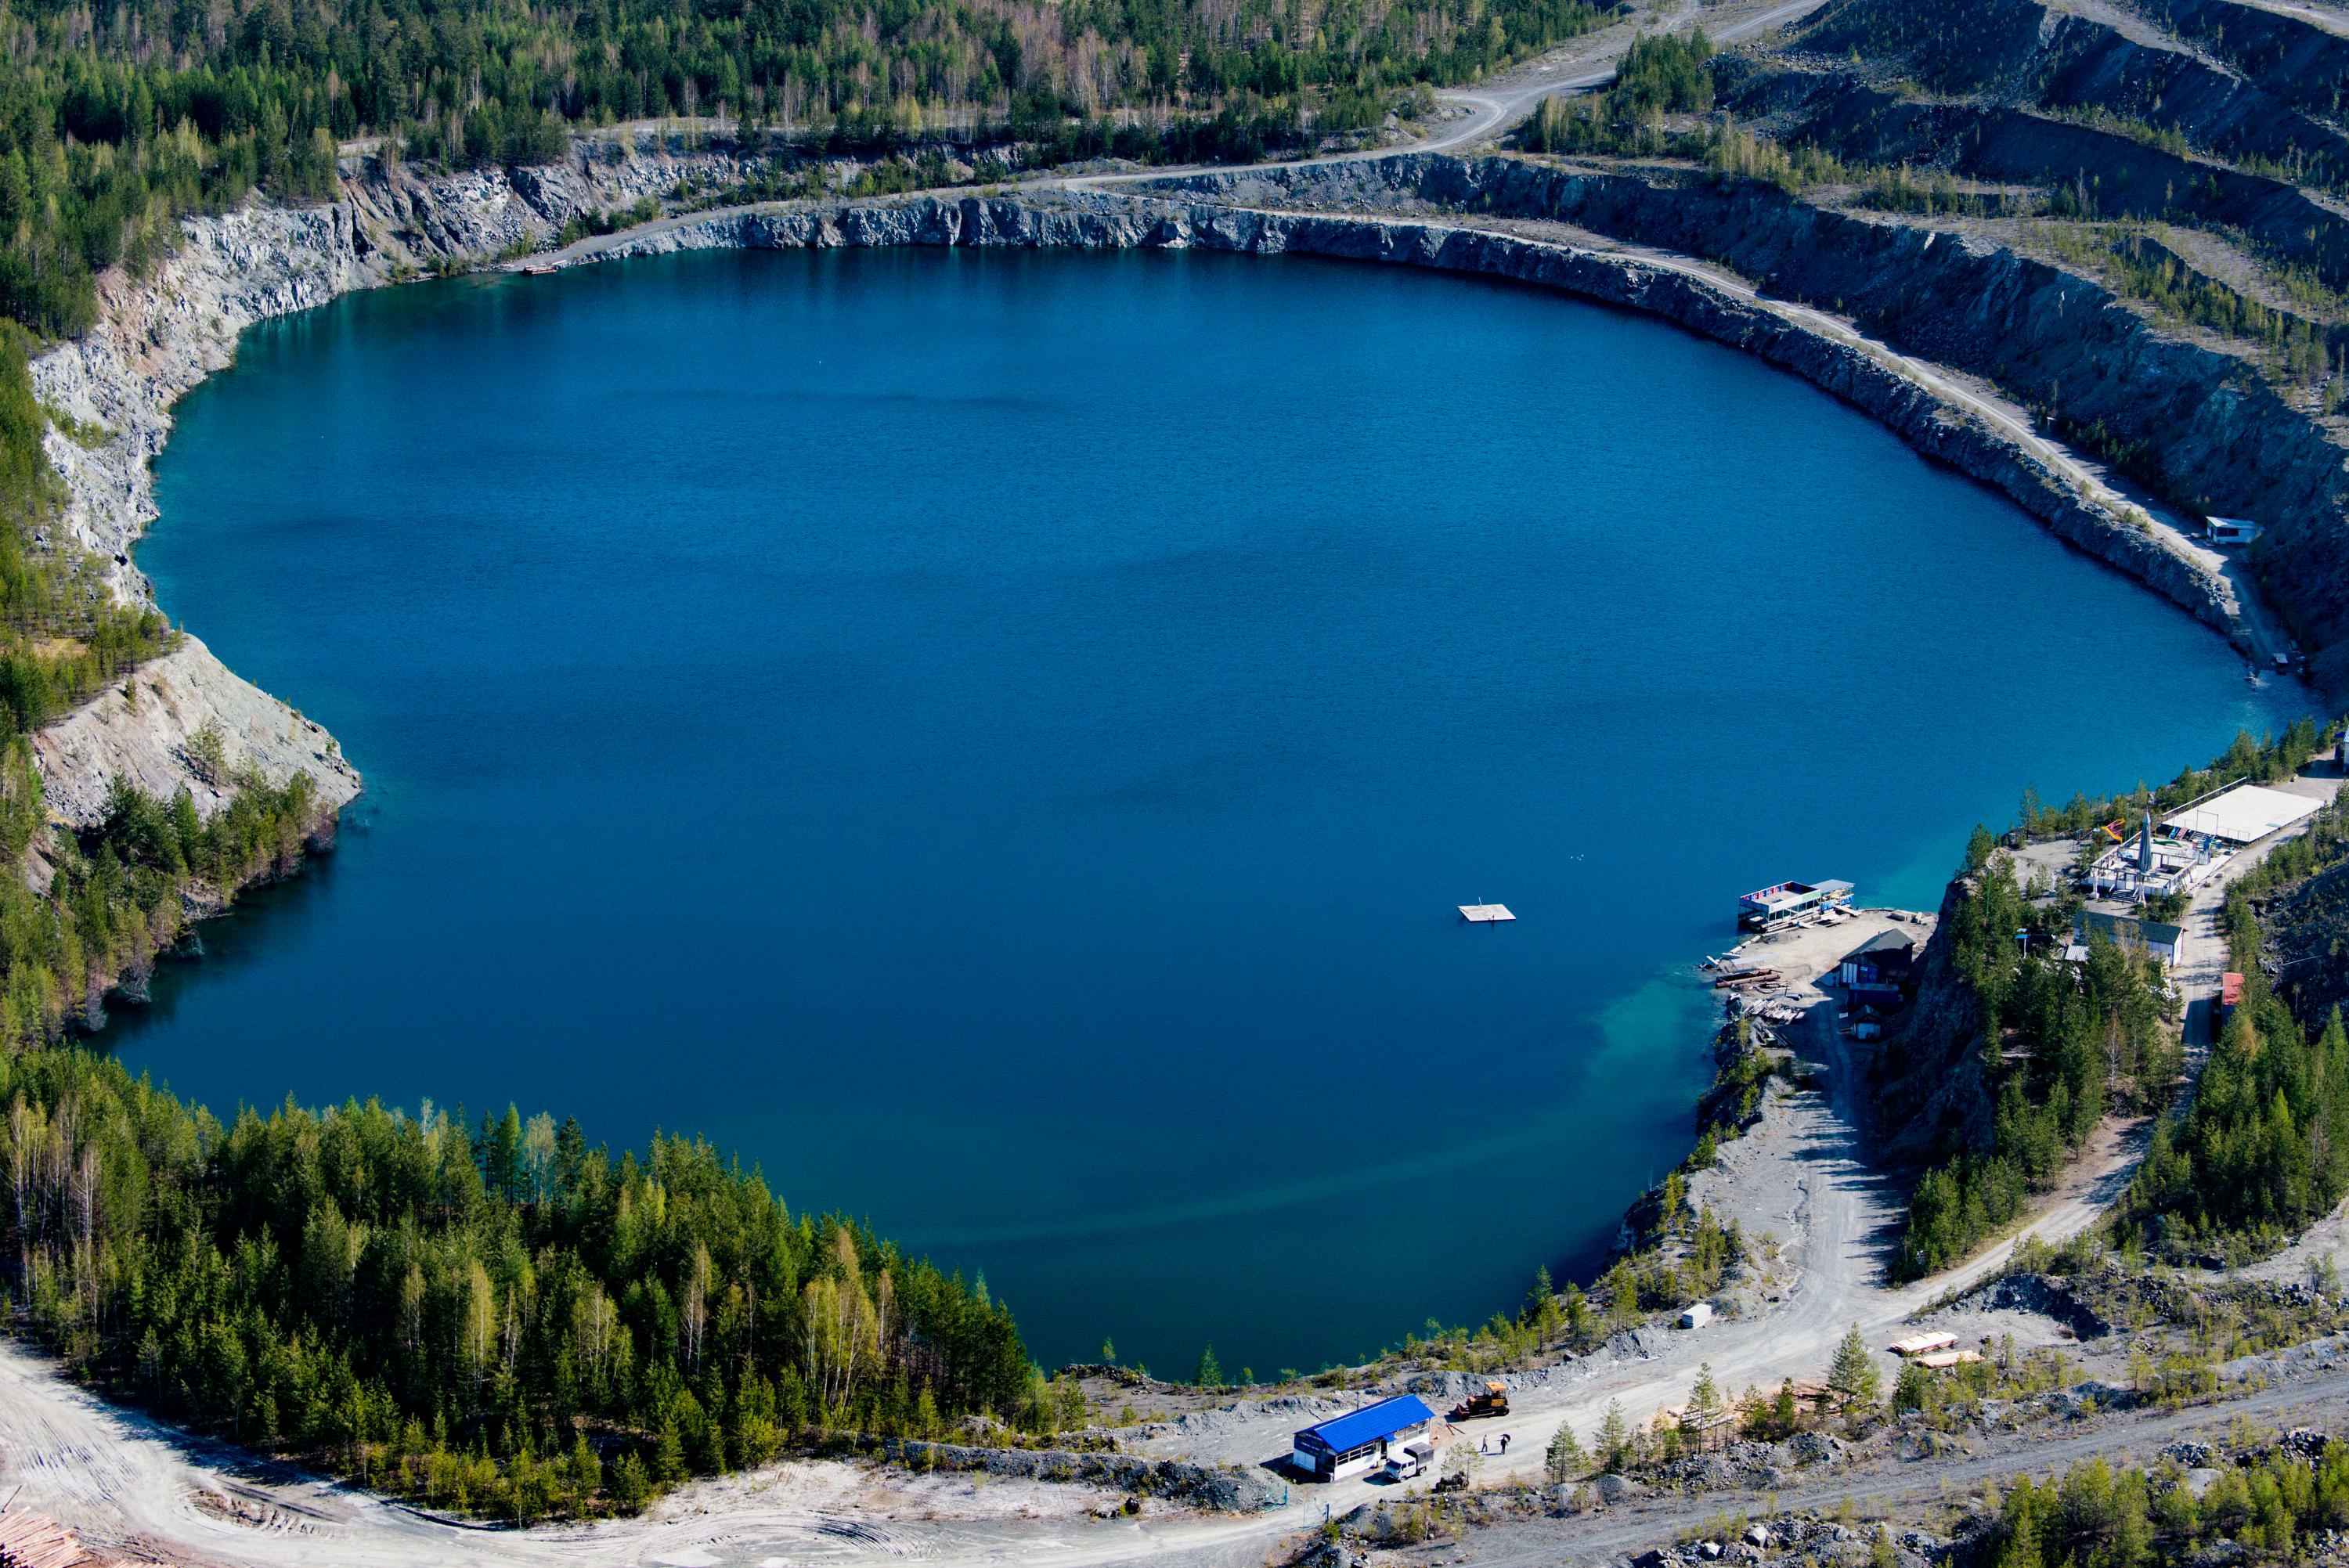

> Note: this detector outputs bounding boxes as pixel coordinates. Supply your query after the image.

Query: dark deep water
[127,246,2313,1375]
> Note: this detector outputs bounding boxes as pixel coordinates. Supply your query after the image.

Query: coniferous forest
[1894,721,2349,1278]
[0,0,1610,337]
[2,1047,1042,1519]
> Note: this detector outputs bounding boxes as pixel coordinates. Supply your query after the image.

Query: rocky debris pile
[1398,1365,1586,1401]
[1975,1273,2113,1340]
[1784,1431,1851,1467]
[2222,1330,2349,1386]
[1631,1514,1947,1568]
[873,1438,1284,1512]
[2279,1429,2334,1462]
[2012,1380,2140,1420]
[1652,1440,1796,1492]
[1579,1432,1854,1505]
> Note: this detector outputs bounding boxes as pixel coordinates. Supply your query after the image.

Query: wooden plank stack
[0,1506,89,1568]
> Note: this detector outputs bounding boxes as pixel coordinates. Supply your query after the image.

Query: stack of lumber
[0,1507,86,1568]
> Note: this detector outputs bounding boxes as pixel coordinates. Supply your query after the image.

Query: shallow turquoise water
[128,246,2312,1375]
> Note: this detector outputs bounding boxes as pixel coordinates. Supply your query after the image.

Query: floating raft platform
[1459,903,1516,923]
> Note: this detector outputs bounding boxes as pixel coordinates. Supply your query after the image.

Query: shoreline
[554,171,2266,662]
[24,149,2300,842]
[1,139,2334,1564]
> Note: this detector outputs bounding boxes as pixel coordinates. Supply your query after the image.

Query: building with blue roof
[1290,1395,1436,1481]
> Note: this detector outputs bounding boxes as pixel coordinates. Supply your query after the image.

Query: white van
[1382,1440,1436,1481]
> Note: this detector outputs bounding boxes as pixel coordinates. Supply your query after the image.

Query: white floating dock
[1459,903,1516,923]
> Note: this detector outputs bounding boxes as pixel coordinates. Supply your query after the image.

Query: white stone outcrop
[31,636,358,827]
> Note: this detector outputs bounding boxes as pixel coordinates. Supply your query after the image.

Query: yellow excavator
[1447,1381,1509,1421]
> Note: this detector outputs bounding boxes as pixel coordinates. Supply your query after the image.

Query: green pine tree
[1829,1323,1881,1408]
[609,1451,651,1512]
[1597,1398,1631,1471]
[1772,1379,1799,1436]
[1545,1419,1587,1484]
[653,1417,687,1484]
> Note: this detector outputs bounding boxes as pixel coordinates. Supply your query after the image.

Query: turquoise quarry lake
[130,246,2309,1375]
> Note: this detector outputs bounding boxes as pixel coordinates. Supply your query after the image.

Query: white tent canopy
[2165,784,2322,845]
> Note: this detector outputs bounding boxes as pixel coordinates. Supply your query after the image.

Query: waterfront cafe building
[1290,1396,1436,1482]
[1737,879,1855,932]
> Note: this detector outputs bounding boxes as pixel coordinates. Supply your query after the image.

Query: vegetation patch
[0,1050,1047,1521]
[1889,725,2334,1279]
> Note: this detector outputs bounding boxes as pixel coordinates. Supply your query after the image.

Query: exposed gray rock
[1981,1274,2113,1339]
[31,637,359,829]
[876,1436,1284,1512]
[35,139,2326,854]
[1783,1430,1850,1467]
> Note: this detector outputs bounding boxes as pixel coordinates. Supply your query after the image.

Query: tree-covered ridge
[0,0,1610,337]
[1985,1442,2349,1568]
[2,1047,1042,1519]
[1890,722,2336,1280]
[1896,853,2177,1278]
[0,326,323,1049]
[0,327,170,714]
[2120,790,2349,1256]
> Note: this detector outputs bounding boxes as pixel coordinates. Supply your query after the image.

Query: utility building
[2165,784,2322,846]
[2072,910,2185,968]
[1290,1396,1436,1482]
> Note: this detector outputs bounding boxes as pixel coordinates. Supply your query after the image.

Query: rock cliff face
[31,204,375,827]
[34,137,2338,837]
[580,170,2249,651]
[31,638,352,829]
[1799,0,2349,186]
[1867,875,1990,1164]
[1171,157,2349,684]
[22,144,760,827]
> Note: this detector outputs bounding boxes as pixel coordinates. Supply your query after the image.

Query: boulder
[2282,1429,2331,1460]
[1784,1432,1850,1467]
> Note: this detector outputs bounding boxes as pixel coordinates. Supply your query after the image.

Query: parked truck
[1447,1381,1509,1421]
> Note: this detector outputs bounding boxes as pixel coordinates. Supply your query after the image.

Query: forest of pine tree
[0,0,1612,337]
[1,1047,1043,1519]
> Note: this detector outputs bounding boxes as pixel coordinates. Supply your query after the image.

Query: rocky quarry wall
[31,139,2349,835]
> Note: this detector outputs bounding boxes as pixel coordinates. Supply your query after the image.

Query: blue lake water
[127,246,2311,1375]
